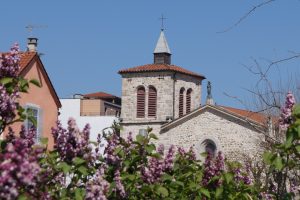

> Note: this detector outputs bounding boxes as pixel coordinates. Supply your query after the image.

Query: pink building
[4,38,61,149]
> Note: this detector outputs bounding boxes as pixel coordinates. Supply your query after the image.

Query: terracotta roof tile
[19,52,36,71]
[118,64,205,79]
[83,91,119,99]
[0,51,37,72]
[220,106,267,124]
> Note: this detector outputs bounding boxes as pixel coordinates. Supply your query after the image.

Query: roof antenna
[25,24,47,37]
[25,24,47,53]
[159,14,167,31]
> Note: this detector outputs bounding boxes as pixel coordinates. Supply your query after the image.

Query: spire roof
[154,30,171,54]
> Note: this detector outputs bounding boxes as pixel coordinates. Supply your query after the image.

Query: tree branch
[217,0,276,33]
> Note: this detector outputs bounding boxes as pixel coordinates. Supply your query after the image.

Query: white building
[59,96,119,142]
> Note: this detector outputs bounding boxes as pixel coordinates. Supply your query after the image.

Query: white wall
[59,99,118,142]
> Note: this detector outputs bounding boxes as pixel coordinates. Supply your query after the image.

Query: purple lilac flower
[177,146,186,156]
[0,127,43,200]
[202,152,224,187]
[51,118,94,163]
[85,166,110,200]
[141,156,164,184]
[187,146,197,161]
[279,92,296,130]
[104,133,120,165]
[0,43,20,78]
[113,169,126,198]
[141,145,175,184]
[0,43,21,132]
[157,144,165,155]
[164,145,175,171]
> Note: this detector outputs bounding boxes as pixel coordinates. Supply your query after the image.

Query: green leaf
[162,174,173,182]
[263,152,273,164]
[200,188,210,198]
[29,79,41,87]
[0,77,13,84]
[18,194,28,200]
[40,137,48,145]
[75,188,85,200]
[78,166,88,176]
[145,144,156,154]
[295,145,300,153]
[123,174,135,181]
[156,186,169,197]
[73,157,86,166]
[136,134,145,145]
[285,131,294,149]
[216,187,223,198]
[224,172,234,184]
[57,162,71,174]
[273,156,284,171]
[149,133,158,140]
[114,147,125,157]
[293,105,300,117]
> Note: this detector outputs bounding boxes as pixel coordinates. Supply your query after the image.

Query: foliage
[262,92,300,199]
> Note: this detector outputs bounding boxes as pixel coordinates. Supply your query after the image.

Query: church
[118,29,267,160]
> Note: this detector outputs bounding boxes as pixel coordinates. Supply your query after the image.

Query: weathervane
[159,14,167,31]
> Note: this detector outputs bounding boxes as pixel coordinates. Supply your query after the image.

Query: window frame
[24,104,42,143]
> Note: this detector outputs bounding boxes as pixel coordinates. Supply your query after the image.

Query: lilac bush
[0,44,21,133]
[279,91,296,130]
[51,118,95,163]
[0,127,44,200]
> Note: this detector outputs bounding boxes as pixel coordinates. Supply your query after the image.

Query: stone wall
[120,72,174,123]
[120,72,203,123]
[159,109,264,160]
[174,73,202,118]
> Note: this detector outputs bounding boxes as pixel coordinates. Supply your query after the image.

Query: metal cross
[159,14,167,31]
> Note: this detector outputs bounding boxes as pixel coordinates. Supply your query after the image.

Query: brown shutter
[148,86,157,117]
[137,87,145,118]
[186,89,192,114]
[179,88,184,117]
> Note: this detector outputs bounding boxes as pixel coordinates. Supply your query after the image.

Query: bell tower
[153,30,171,64]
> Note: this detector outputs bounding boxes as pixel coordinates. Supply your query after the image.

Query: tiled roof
[220,106,267,124]
[0,51,37,72]
[83,91,119,99]
[118,64,205,79]
[19,52,37,71]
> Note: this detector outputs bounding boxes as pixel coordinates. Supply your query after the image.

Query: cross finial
[159,14,167,31]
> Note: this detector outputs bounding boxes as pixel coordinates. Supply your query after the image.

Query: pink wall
[8,60,59,149]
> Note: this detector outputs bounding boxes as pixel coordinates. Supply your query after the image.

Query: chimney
[27,37,38,52]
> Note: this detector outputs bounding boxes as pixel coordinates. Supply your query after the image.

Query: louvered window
[137,86,145,118]
[186,89,192,114]
[179,88,185,117]
[148,86,157,117]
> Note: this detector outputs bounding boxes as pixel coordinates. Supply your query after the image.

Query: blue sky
[1,1,299,109]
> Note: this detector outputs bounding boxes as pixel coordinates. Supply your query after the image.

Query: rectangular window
[25,105,42,143]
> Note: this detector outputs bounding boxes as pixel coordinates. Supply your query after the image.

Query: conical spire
[153,30,171,64]
[154,30,171,54]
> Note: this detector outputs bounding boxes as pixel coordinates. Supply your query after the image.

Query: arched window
[137,86,145,118]
[179,87,185,117]
[201,139,217,157]
[148,86,157,118]
[186,88,192,114]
